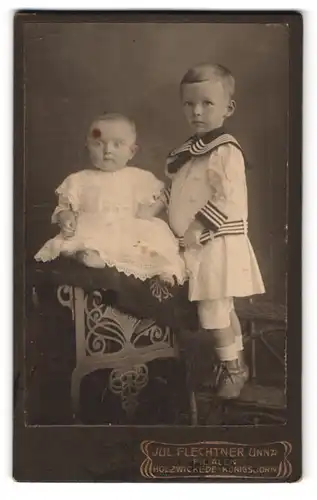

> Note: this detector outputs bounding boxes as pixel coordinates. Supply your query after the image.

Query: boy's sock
[214,344,238,362]
[235,334,249,381]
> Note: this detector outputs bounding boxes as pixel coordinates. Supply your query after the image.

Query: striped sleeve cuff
[195,201,228,231]
[200,228,213,244]
[160,186,171,207]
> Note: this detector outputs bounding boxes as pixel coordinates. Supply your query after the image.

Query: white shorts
[198,298,234,330]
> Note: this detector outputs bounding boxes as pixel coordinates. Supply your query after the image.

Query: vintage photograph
[23,18,289,428]
[13,11,303,482]
[13,12,302,482]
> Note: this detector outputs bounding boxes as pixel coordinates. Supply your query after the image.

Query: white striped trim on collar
[168,138,193,156]
[168,133,241,159]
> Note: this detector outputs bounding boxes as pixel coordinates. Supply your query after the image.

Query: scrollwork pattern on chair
[55,286,177,419]
[57,285,74,319]
[84,293,126,355]
[83,291,172,356]
[149,277,173,302]
[109,364,149,416]
[149,324,169,344]
[132,320,171,347]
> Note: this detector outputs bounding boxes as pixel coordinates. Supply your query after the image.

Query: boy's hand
[183,219,205,248]
[58,210,77,239]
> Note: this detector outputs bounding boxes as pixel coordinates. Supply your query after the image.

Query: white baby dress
[34,167,186,283]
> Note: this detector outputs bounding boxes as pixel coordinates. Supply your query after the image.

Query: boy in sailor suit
[142,63,265,399]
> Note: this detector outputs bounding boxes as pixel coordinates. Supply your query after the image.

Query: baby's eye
[114,140,124,148]
[203,100,214,106]
[183,101,193,107]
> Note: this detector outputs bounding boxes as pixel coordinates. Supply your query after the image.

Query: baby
[35,113,186,285]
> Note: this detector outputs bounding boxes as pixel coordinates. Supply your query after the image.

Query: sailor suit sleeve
[195,144,244,232]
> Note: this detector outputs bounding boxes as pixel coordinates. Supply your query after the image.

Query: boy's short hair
[90,112,137,139]
[180,63,235,98]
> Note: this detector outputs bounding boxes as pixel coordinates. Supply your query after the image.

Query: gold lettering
[211,459,221,466]
[248,447,273,457]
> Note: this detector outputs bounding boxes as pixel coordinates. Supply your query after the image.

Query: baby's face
[87,119,137,172]
[181,80,234,136]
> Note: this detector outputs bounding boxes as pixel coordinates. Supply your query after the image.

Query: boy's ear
[130,144,139,157]
[226,99,236,117]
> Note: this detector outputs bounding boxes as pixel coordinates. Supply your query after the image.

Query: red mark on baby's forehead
[91,128,101,138]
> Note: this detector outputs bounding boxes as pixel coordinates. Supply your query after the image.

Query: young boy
[146,63,265,398]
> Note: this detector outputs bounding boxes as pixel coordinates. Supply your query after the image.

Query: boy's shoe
[216,362,249,399]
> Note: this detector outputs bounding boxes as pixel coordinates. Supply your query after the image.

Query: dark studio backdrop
[25,22,289,304]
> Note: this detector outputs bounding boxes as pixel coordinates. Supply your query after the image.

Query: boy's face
[181,80,235,136]
[87,119,137,172]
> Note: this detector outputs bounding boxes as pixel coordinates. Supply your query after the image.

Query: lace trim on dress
[34,239,186,284]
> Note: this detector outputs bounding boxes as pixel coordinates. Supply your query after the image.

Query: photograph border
[13,10,302,482]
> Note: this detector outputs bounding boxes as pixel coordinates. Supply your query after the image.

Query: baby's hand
[183,219,205,248]
[58,210,77,239]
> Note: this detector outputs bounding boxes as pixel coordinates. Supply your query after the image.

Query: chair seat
[237,382,286,409]
[235,299,286,324]
[31,259,198,330]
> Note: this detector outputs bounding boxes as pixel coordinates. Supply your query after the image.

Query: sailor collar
[166,128,246,176]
